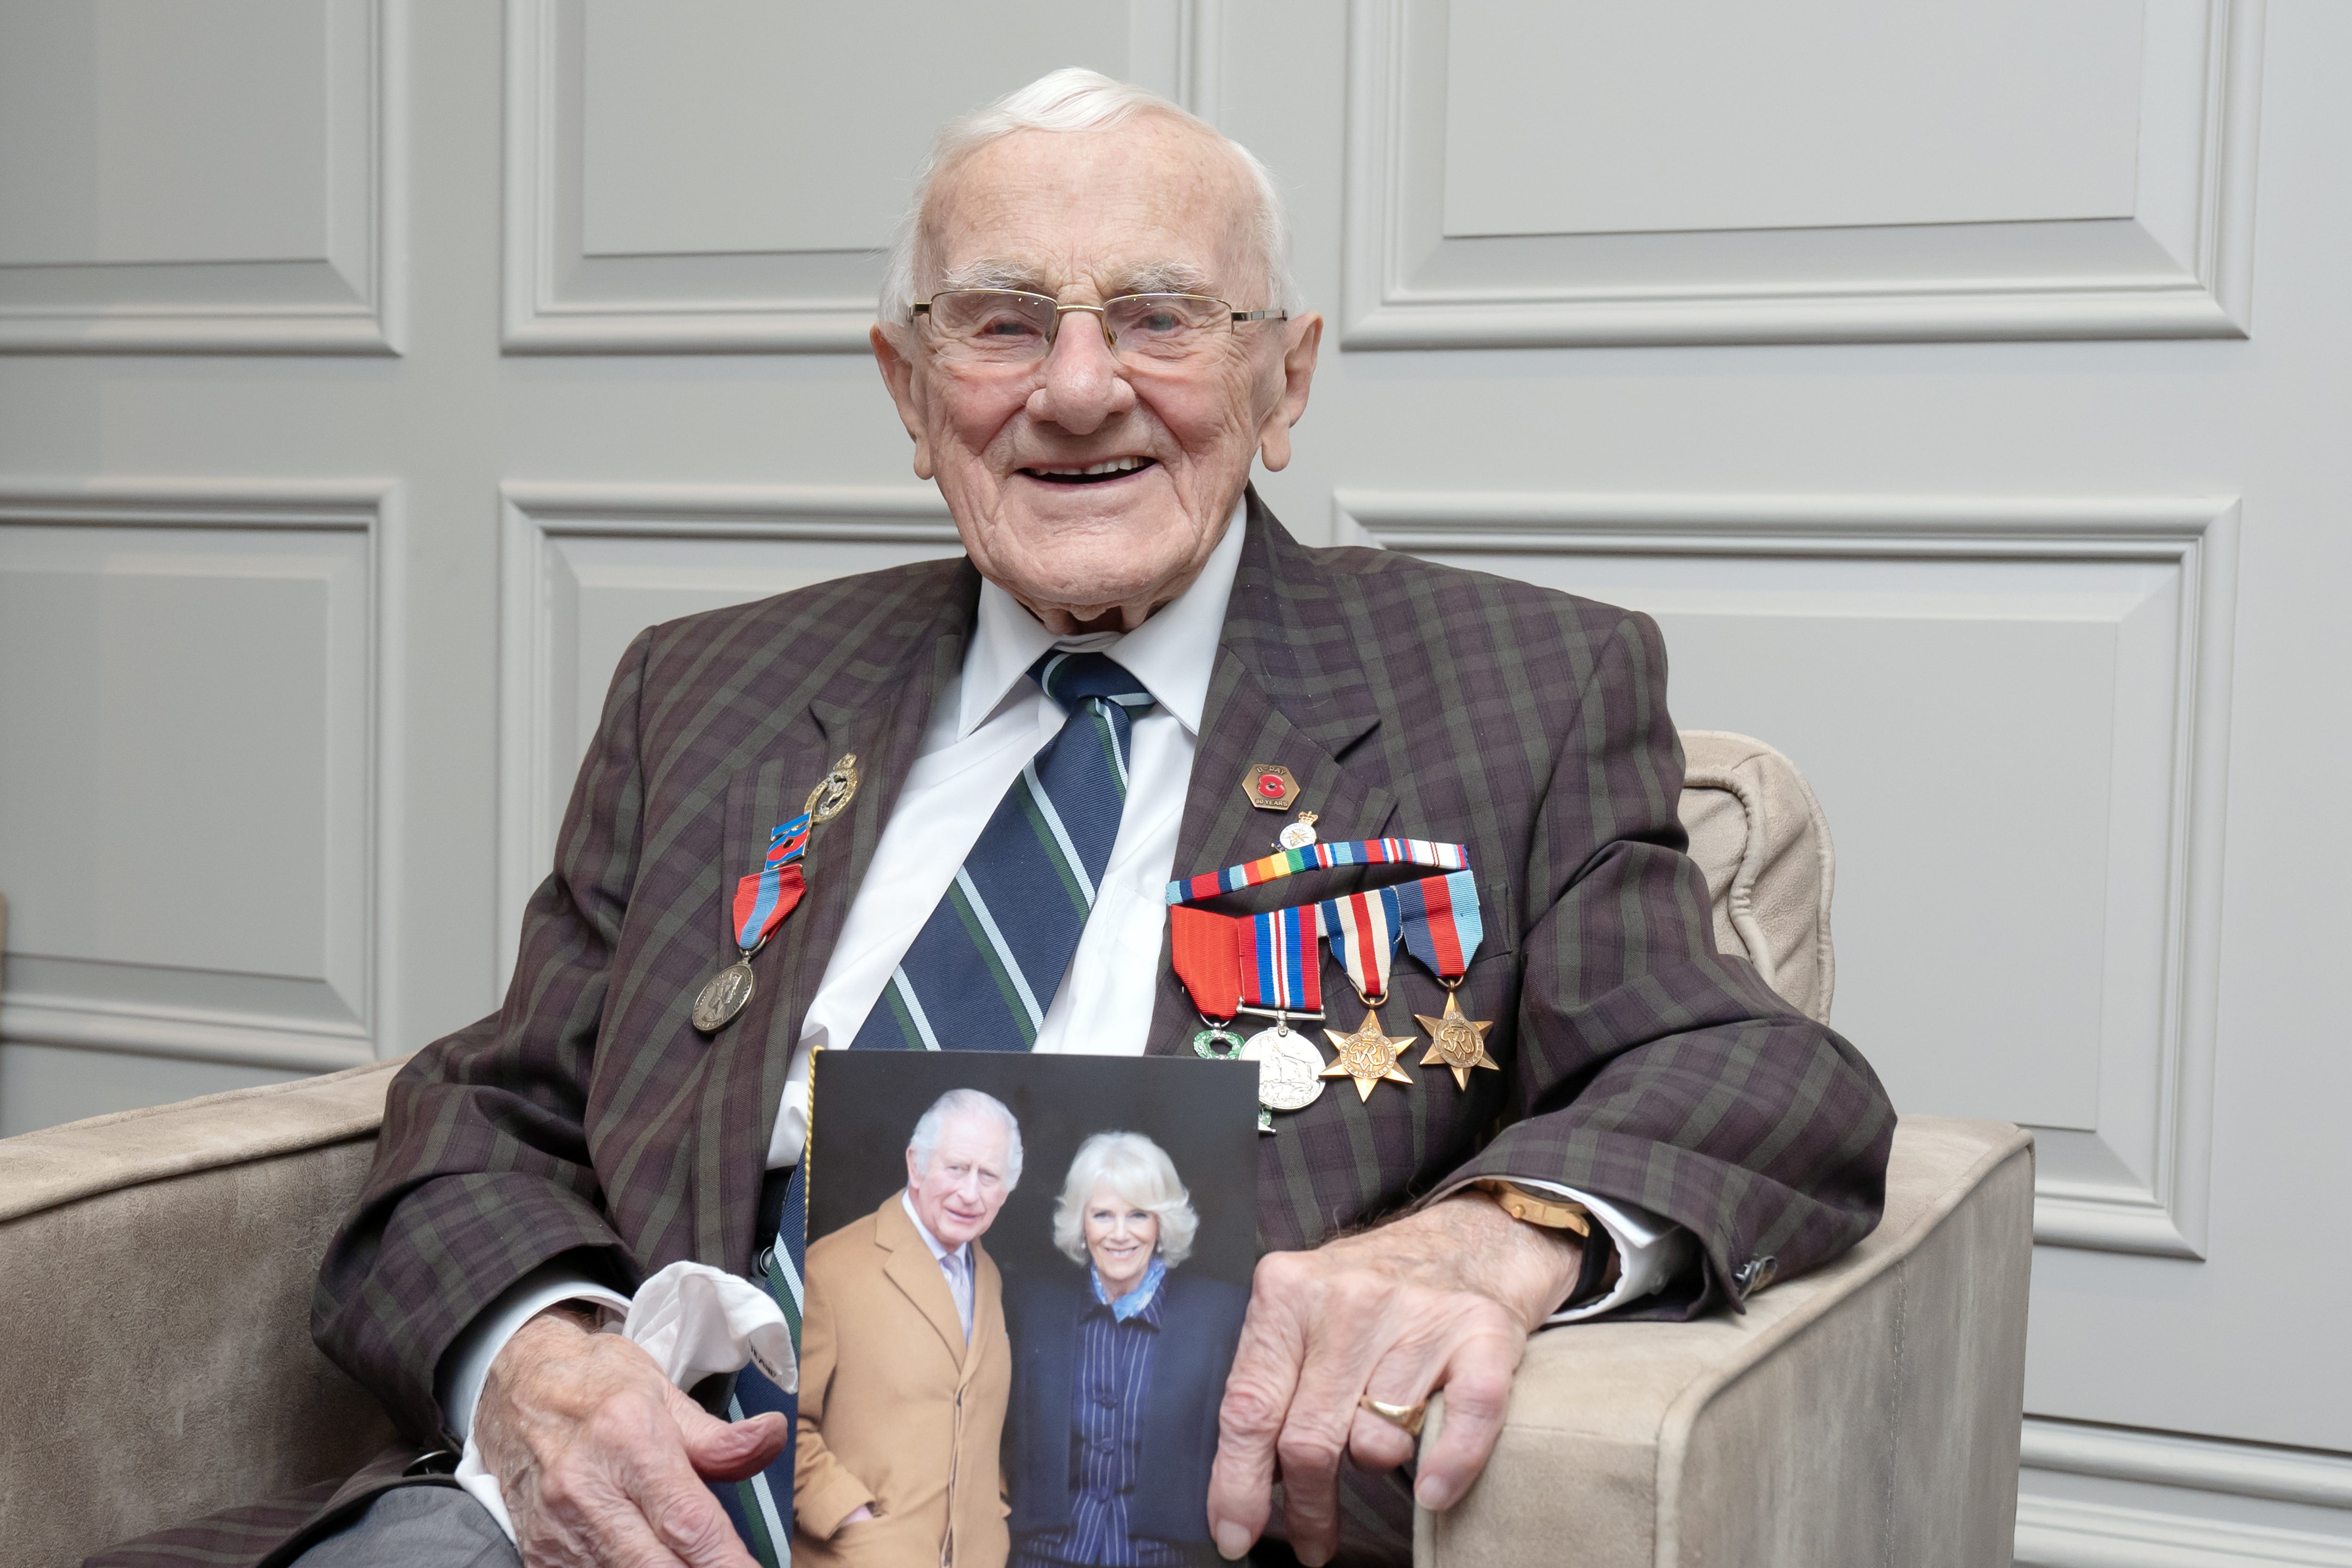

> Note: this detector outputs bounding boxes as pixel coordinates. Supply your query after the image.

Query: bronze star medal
[1320,1008,1415,1101]
[1414,990,1499,1090]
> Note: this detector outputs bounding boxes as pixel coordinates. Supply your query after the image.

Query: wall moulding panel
[1338,490,2238,1258]
[2017,1417,2352,1567]
[0,0,404,355]
[501,0,1214,354]
[497,482,963,979]
[0,480,399,1074]
[1340,0,2265,348]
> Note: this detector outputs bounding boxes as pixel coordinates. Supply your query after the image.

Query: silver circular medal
[1240,1024,1326,1113]
[691,958,756,1033]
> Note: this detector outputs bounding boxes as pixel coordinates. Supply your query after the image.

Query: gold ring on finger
[1358,1394,1429,1439]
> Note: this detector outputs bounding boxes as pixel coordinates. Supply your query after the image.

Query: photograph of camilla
[791,1052,1260,1568]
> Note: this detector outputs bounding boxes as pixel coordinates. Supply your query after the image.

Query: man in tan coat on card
[794,1089,1019,1568]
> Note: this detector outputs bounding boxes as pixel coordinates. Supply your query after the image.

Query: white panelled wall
[1,3,2345,1563]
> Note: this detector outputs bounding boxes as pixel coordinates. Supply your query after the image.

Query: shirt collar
[899,1189,968,1267]
[957,494,1246,740]
[1089,1255,1168,1323]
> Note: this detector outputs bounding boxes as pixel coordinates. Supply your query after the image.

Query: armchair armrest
[1418,1117,2034,1568]
[0,1059,406,1568]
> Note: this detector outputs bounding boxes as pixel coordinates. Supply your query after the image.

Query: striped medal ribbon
[691,810,814,1034]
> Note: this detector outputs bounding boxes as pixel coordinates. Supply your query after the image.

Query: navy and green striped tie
[717,651,1154,1560]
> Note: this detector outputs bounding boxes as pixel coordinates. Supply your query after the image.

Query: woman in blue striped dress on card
[1004,1133,1248,1568]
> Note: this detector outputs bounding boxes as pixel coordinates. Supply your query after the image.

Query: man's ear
[872,322,936,480]
[1255,311,1323,473]
[905,1145,921,1186]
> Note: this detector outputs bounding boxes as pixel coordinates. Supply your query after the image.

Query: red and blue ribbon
[731,811,812,953]
[1396,869,1483,982]
[1237,902,1323,1013]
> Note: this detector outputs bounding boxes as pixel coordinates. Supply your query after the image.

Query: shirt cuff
[1497,1179,1697,1326]
[435,1262,634,1440]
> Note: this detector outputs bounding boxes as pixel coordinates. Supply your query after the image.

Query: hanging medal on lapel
[1172,905,1320,1133]
[1399,871,1500,1089]
[1317,886,1414,1101]
[1172,907,1246,1062]
[692,804,820,1034]
[1236,905,1328,1130]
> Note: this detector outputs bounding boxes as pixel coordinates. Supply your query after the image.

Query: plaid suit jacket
[100,494,1890,1567]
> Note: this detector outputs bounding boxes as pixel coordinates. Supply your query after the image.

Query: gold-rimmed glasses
[911,289,1286,367]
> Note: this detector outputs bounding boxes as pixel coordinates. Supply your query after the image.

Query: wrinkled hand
[476,1306,791,1568]
[1207,1194,1581,1565]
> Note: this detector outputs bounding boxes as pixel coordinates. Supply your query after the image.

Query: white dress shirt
[439,499,1685,1438]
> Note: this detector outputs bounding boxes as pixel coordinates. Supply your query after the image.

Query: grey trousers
[292,1485,521,1568]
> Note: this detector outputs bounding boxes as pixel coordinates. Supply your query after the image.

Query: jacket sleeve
[791,1240,877,1537]
[310,630,659,1441]
[1442,610,1895,1318]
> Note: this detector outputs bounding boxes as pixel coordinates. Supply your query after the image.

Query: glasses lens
[1104,294,1225,360]
[927,291,1057,361]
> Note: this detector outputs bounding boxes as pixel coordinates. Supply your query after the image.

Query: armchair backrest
[1676,730,1837,1025]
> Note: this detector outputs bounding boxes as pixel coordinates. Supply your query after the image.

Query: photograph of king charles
[795,1089,1021,1568]
[163,62,1894,1568]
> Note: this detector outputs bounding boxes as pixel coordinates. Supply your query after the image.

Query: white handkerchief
[453,1261,796,1544]
[624,1260,798,1394]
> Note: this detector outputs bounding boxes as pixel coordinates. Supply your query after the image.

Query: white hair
[1051,1130,1200,1269]
[879,67,1297,326]
[908,1087,1023,1189]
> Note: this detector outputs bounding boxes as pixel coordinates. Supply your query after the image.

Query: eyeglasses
[911,289,1286,367]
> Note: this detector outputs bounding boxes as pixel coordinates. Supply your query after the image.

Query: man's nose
[1026,308,1135,434]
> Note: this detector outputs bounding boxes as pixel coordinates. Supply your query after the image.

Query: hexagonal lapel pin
[1242,761,1300,812]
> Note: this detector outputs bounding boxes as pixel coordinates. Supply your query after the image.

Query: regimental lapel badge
[1415,989,1499,1090]
[1320,1011,1415,1102]
[805,753,859,821]
[1276,810,1319,851]
[1242,761,1300,812]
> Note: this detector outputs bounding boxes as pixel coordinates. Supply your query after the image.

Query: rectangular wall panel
[1343,0,2263,346]
[0,485,389,1086]
[497,483,964,978]
[504,0,1203,352]
[0,0,401,353]
[1442,0,2144,237]
[1342,492,2236,1259]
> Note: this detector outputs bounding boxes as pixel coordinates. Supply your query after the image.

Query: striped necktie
[716,651,1154,1562]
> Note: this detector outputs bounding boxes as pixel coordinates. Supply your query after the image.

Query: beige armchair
[0,732,2032,1568]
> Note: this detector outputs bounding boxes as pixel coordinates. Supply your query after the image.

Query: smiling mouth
[1020,456,1157,485]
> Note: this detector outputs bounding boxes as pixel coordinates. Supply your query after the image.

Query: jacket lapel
[692,562,981,1270]
[1145,495,1396,1057]
[879,1195,970,1370]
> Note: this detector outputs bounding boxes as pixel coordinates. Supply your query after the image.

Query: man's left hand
[1205,1193,1582,1565]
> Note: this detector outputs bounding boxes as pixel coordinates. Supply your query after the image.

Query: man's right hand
[475,1305,791,1568]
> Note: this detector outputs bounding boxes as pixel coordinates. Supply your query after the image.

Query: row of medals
[1199,814,1497,1131]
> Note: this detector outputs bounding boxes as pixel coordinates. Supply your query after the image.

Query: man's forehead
[931,1111,1010,1154]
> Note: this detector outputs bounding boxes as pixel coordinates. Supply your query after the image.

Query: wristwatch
[1474,1179,1619,1309]
[1473,1178,1592,1237]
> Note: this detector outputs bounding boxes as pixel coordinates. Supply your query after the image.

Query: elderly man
[795,1089,1021,1568]
[117,67,1891,1568]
